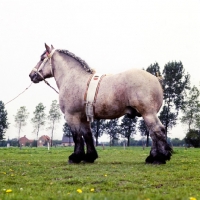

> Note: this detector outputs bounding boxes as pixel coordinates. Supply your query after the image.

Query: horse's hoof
[68,160,79,164]
[68,153,85,164]
[145,155,154,164]
[152,160,166,165]
[83,152,98,163]
[145,151,171,165]
[82,160,94,164]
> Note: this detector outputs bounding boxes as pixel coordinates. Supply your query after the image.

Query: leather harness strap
[84,74,94,102]
[84,73,106,122]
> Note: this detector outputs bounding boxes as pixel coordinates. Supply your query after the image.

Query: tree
[185,129,200,148]
[91,119,106,146]
[146,62,161,77]
[48,100,61,147]
[63,122,73,146]
[195,109,200,130]
[104,119,120,146]
[31,103,46,146]
[159,61,190,137]
[159,106,177,134]
[170,138,185,146]
[14,106,29,146]
[181,85,200,131]
[120,115,137,146]
[0,101,9,140]
[9,138,18,147]
[63,122,72,137]
[138,119,150,147]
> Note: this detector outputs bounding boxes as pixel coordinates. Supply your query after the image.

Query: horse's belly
[94,92,127,119]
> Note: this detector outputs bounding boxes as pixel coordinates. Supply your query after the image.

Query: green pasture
[0,146,199,200]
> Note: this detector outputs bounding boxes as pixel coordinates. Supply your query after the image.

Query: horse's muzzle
[29,72,39,83]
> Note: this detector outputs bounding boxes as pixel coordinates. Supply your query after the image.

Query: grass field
[0,146,200,200]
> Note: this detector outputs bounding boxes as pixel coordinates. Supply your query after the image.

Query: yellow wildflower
[104,174,107,177]
[190,197,196,200]
[6,189,12,193]
[77,189,82,193]
[90,188,95,192]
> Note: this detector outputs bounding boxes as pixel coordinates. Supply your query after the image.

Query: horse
[29,44,172,164]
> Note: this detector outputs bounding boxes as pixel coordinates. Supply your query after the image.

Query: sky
[0,0,200,141]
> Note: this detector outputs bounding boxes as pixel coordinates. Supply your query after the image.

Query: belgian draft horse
[29,44,172,164]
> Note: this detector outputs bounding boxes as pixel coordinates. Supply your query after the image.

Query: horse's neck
[53,54,91,90]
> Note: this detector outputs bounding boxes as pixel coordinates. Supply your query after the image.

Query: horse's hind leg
[81,121,98,163]
[143,114,172,164]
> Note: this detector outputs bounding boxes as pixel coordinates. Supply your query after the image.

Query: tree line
[0,100,61,147]
[1,61,200,147]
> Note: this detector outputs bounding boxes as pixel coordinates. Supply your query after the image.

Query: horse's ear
[45,43,51,53]
[51,45,54,49]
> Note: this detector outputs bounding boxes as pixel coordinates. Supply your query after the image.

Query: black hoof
[145,150,172,165]
[145,154,154,164]
[83,151,98,163]
[68,153,85,164]
[68,160,79,164]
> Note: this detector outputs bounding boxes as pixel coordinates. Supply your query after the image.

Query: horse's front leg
[143,114,172,164]
[66,115,85,163]
[68,129,85,163]
[81,121,98,163]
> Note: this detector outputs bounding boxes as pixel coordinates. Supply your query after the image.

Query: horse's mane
[57,49,94,74]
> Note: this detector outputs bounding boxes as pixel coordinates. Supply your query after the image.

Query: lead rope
[43,79,59,94]
[5,82,33,105]
[5,79,59,105]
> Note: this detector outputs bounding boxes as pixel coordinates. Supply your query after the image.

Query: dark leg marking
[144,115,172,164]
[68,131,85,164]
[82,122,98,163]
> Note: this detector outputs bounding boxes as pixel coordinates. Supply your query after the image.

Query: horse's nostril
[29,72,37,80]
[32,73,37,79]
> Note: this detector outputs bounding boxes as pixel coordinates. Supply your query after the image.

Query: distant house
[62,135,74,146]
[19,135,33,146]
[37,135,50,147]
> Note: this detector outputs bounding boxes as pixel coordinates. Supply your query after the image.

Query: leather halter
[32,49,56,79]
[32,49,59,94]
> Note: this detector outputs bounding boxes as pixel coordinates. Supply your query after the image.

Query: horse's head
[29,43,56,83]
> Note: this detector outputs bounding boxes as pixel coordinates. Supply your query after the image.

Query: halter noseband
[32,49,56,80]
